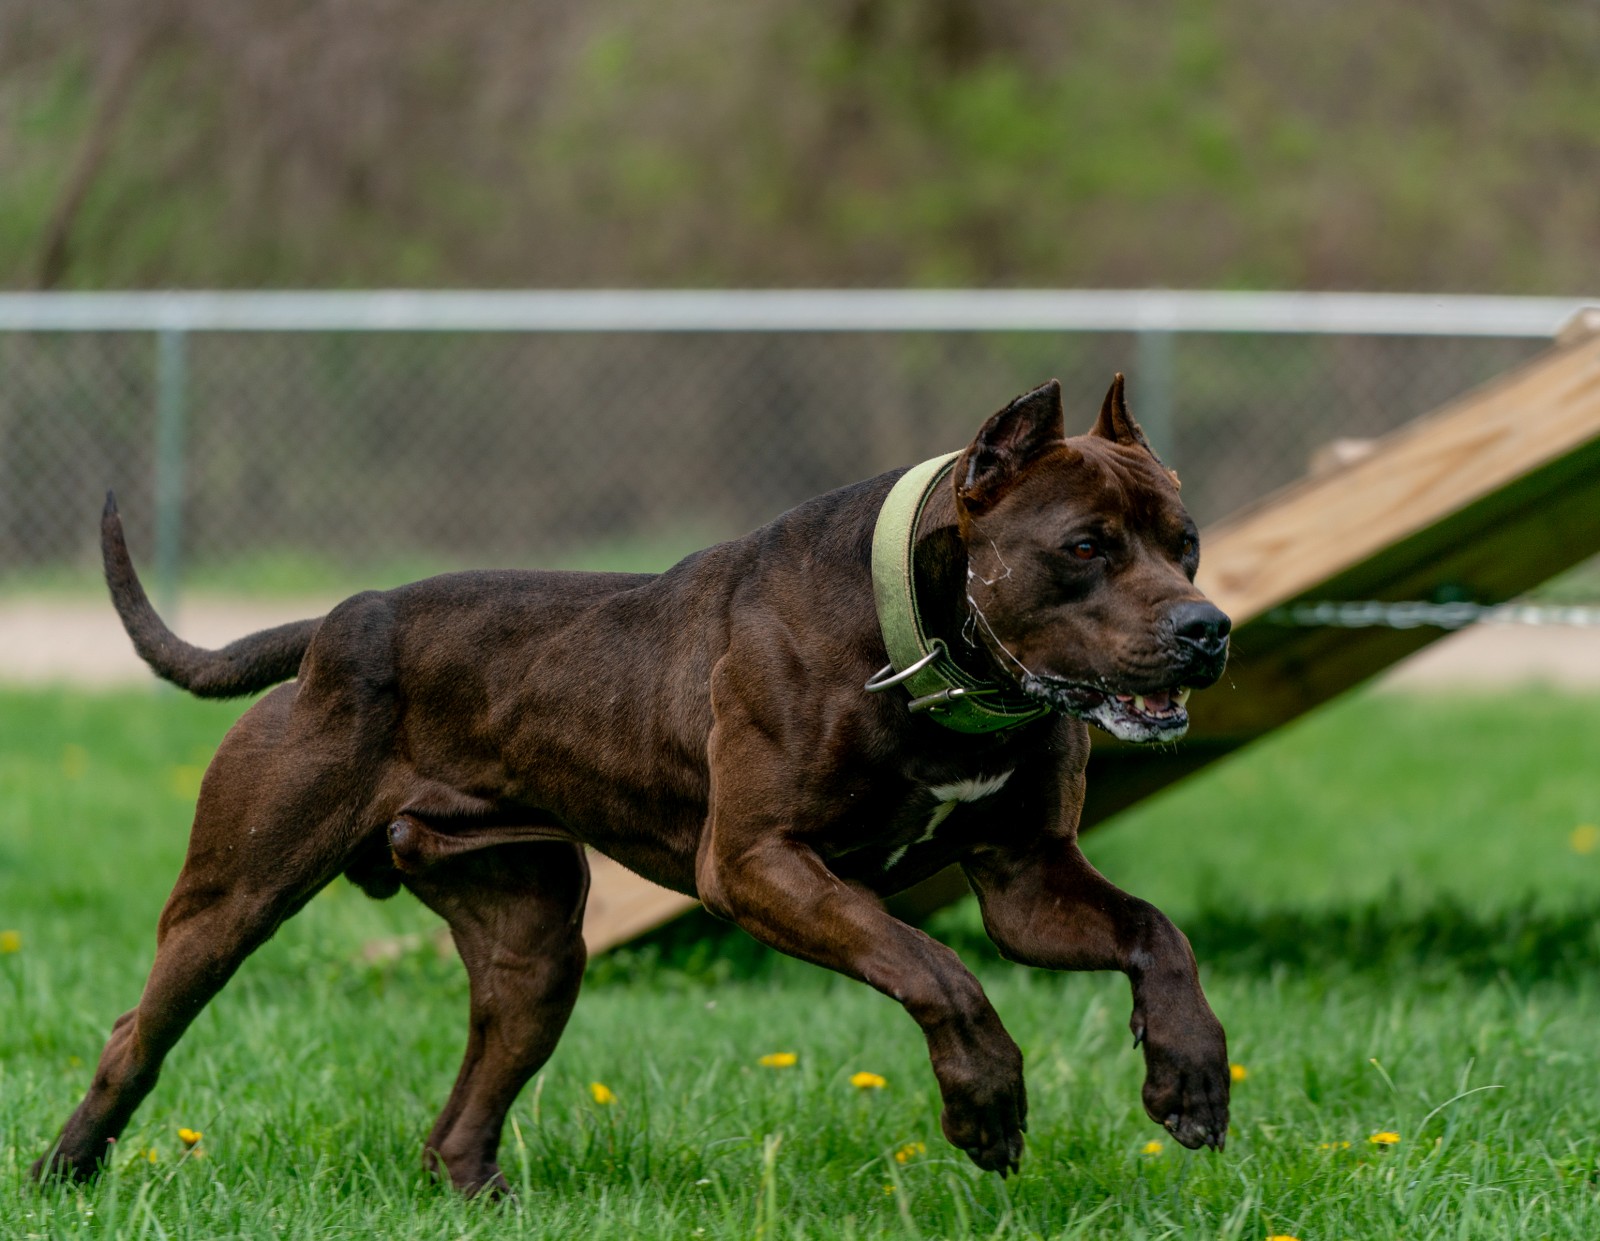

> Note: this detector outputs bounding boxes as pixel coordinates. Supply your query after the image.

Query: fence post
[1134,328,1175,466]
[153,327,188,618]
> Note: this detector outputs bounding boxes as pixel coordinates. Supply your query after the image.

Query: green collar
[866,453,1053,734]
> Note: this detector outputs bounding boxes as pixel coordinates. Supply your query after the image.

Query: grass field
[3,685,1599,1239]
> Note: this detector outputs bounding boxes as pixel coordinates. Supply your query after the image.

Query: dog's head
[954,376,1229,743]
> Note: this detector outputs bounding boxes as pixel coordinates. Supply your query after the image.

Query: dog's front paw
[1134,1010,1229,1151]
[934,1040,1029,1175]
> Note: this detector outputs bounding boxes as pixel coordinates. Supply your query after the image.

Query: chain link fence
[0,292,1582,604]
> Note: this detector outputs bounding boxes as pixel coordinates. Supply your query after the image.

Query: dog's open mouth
[1020,674,1192,743]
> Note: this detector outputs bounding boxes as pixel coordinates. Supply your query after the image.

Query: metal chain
[1265,600,1600,630]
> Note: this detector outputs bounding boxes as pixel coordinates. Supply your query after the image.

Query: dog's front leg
[697,735,1026,1172]
[699,830,1027,1172]
[963,833,1229,1151]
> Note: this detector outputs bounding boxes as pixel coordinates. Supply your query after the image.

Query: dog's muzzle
[1020,601,1231,743]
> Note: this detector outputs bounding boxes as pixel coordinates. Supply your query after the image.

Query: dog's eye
[1181,536,1198,560]
[1068,540,1098,561]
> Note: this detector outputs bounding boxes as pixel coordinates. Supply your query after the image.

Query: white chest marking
[884,770,1013,870]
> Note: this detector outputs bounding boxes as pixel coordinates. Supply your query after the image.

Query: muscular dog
[35,376,1231,1193]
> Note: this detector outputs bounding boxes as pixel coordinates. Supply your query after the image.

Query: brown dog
[35,376,1230,1193]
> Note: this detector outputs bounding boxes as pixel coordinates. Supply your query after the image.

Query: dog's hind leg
[404,839,589,1196]
[32,686,377,1184]
[33,868,333,1182]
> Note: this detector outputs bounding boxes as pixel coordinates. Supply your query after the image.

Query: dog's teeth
[1176,687,1191,708]
[1133,694,1146,711]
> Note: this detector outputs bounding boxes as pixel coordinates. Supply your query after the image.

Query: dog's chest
[881,769,1013,870]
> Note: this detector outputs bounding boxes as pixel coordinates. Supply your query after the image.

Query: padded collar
[867,454,1052,734]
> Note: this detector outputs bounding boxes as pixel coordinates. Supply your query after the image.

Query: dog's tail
[102,492,322,698]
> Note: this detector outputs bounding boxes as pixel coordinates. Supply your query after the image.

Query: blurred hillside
[2,0,1598,292]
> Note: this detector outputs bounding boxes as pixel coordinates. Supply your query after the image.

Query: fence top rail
[0,289,1591,337]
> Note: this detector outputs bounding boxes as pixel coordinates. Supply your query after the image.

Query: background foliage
[3,0,1598,292]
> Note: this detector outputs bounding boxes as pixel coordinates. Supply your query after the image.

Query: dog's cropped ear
[957,379,1065,509]
[1090,373,1154,450]
[1090,373,1181,486]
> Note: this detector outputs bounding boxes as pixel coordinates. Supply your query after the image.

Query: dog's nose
[1169,601,1231,655]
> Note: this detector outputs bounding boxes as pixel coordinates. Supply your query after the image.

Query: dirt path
[3,596,1598,690]
[0,596,340,688]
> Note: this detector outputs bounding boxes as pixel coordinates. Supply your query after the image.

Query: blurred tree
[0,0,1595,292]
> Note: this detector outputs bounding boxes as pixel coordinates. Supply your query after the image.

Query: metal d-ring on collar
[864,642,994,714]
[863,641,946,694]
[864,453,1052,734]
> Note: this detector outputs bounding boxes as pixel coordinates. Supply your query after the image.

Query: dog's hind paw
[30,1147,105,1186]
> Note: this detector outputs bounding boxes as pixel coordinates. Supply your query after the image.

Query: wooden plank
[1199,331,1600,624]
[580,330,1600,947]
[581,851,697,955]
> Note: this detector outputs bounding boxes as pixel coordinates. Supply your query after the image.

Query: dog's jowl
[36,375,1231,1193]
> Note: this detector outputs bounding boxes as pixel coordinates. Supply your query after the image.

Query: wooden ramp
[582,326,1600,953]
[581,852,699,954]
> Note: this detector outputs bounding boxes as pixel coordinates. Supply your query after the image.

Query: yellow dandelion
[758,1052,798,1068]
[1369,1130,1400,1146]
[589,1081,616,1105]
[850,1071,887,1090]
[894,1141,926,1163]
[1230,1063,1249,1082]
[1266,1235,1302,1241]
[144,1149,159,1164]
[0,929,20,954]
[1571,824,1599,855]
[1141,1139,1165,1155]
[1319,1140,1352,1151]
[883,1183,896,1195]
[178,1128,202,1147]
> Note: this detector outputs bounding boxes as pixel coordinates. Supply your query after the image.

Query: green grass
[3,686,1600,1238]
